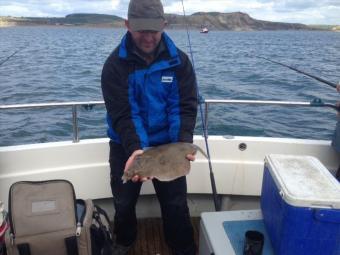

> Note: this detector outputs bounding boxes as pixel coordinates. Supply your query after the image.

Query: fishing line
[252,54,340,111]
[253,55,338,89]
[0,45,28,67]
[180,0,221,211]
[0,51,19,67]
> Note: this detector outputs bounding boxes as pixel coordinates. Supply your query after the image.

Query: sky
[0,0,339,25]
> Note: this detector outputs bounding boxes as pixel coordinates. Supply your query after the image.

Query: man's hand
[186,154,196,161]
[124,149,152,182]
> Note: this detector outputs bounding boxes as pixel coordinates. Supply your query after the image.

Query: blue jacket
[101,32,197,156]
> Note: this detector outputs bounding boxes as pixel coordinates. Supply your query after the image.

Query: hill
[0,13,124,27]
[166,12,310,30]
[0,12,332,31]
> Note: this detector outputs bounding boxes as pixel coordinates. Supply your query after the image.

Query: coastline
[0,16,338,31]
[1,24,339,32]
[1,14,336,31]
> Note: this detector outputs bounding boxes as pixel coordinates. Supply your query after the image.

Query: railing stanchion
[204,101,209,138]
[72,105,79,143]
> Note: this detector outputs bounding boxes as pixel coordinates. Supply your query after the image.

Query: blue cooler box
[261,154,340,255]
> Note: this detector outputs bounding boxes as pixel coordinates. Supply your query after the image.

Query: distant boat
[200,27,209,33]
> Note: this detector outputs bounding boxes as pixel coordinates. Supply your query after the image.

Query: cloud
[0,0,120,17]
[164,0,271,14]
[115,0,130,18]
[0,5,39,17]
[247,1,340,24]
[171,0,340,24]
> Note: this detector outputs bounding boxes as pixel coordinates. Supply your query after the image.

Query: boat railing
[0,99,335,143]
[0,101,103,143]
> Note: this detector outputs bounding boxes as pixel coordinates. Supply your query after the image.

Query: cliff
[0,12,332,31]
[166,12,310,31]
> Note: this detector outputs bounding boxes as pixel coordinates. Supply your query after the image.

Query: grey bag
[6,180,78,255]
[5,180,113,255]
[76,199,113,255]
[0,201,8,255]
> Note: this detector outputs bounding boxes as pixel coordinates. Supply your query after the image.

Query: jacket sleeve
[169,52,198,143]
[101,55,145,156]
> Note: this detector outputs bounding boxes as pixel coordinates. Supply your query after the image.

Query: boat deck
[125,217,200,255]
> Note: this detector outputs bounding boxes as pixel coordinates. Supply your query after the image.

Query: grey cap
[128,0,165,32]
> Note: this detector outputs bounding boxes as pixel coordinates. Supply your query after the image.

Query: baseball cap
[128,0,165,32]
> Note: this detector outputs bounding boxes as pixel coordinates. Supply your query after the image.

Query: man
[331,82,340,181]
[101,0,198,254]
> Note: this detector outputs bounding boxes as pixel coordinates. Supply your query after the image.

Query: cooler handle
[314,209,340,223]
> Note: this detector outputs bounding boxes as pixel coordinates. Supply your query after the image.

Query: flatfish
[122,142,207,183]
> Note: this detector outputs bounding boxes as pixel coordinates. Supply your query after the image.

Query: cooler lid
[265,154,340,209]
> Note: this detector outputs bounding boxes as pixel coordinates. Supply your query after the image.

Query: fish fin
[194,145,208,159]
[155,176,175,182]
[121,176,128,184]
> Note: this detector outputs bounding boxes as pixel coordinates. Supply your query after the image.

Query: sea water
[0,27,339,146]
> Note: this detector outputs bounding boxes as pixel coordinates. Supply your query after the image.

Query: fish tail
[194,145,208,159]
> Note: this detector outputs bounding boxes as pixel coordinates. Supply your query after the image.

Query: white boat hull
[0,135,339,207]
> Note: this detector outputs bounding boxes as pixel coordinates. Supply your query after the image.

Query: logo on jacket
[161,76,173,83]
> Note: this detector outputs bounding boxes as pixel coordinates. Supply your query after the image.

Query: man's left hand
[186,154,196,161]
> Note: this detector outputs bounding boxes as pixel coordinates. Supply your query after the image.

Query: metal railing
[203,99,336,137]
[0,99,336,142]
[0,101,104,143]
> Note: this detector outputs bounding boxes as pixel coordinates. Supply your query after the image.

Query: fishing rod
[181,0,221,211]
[253,55,338,89]
[0,45,27,67]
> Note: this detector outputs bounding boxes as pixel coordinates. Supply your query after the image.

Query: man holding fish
[332,82,340,181]
[101,0,198,254]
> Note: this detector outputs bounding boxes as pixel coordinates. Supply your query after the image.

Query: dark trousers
[109,142,196,255]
